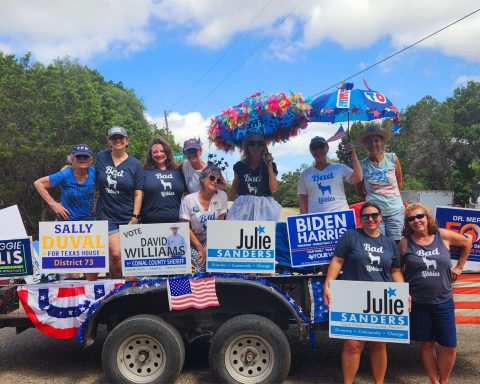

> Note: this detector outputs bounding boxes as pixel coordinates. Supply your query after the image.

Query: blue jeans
[379,209,404,241]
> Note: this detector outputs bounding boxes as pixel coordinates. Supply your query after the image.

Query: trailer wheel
[102,314,184,384]
[209,314,291,384]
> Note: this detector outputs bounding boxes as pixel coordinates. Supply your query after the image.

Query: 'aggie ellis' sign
[39,221,108,273]
[329,280,409,343]
[0,238,33,277]
[207,221,275,274]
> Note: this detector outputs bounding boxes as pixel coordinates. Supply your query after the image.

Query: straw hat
[357,124,391,146]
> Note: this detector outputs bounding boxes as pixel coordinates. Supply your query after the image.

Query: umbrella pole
[347,112,350,139]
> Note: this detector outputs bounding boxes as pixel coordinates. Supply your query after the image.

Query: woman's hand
[198,248,206,265]
[323,284,332,307]
[265,153,274,164]
[50,202,70,220]
[451,265,463,282]
[345,142,355,154]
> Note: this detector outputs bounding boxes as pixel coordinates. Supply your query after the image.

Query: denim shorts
[379,208,404,241]
[410,298,457,348]
[108,222,120,234]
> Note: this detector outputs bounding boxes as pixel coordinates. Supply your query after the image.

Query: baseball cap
[309,136,327,147]
[108,126,128,138]
[71,144,93,157]
[183,138,202,152]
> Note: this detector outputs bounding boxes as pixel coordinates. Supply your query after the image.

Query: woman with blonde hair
[399,203,471,384]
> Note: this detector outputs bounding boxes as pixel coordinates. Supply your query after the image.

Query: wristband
[132,214,140,219]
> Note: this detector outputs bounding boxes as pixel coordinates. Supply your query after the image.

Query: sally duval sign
[329,280,410,343]
[39,221,108,273]
[120,223,190,276]
[287,210,355,267]
[207,221,276,274]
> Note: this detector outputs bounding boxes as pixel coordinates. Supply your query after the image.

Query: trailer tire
[102,314,184,384]
[209,314,291,384]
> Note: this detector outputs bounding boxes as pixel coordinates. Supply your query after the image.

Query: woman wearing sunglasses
[399,203,471,384]
[356,123,404,242]
[180,164,228,272]
[324,202,404,384]
[141,138,187,224]
[227,132,281,221]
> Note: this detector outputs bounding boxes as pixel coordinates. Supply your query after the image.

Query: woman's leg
[368,341,387,384]
[342,339,364,384]
[108,231,122,278]
[437,345,456,384]
[419,341,440,384]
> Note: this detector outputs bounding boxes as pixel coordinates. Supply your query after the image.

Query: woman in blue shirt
[34,144,95,221]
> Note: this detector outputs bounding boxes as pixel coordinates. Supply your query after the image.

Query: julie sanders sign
[329,280,410,343]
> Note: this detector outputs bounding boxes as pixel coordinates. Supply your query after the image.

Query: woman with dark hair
[95,126,144,279]
[180,164,228,272]
[227,132,281,221]
[141,138,187,224]
[399,203,471,384]
[324,202,404,384]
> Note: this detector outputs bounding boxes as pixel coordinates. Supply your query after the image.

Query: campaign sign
[0,238,33,277]
[39,221,108,273]
[329,280,409,343]
[435,206,480,271]
[120,223,190,276]
[287,210,355,267]
[207,221,276,274]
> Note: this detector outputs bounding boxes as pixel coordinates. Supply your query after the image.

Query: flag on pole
[167,277,219,310]
[326,125,347,142]
[17,280,124,339]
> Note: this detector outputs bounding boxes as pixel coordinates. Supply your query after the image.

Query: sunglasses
[209,175,223,184]
[75,155,91,160]
[365,137,383,144]
[310,143,326,150]
[361,213,380,221]
[406,213,426,222]
[248,140,264,147]
[185,148,199,155]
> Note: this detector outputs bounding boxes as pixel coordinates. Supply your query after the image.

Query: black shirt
[234,160,278,197]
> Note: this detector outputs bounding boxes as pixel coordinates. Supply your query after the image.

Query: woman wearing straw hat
[356,123,404,241]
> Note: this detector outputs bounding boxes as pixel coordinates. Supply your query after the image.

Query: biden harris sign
[287,210,355,267]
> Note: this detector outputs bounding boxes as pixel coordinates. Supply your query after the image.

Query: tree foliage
[0,53,159,234]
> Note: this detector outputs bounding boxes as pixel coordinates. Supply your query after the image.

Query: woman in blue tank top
[399,203,471,384]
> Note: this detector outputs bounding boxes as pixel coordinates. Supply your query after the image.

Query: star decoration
[387,287,397,297]
[257,226,265,234]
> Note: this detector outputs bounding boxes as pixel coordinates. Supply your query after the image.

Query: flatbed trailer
[0,273,324,384]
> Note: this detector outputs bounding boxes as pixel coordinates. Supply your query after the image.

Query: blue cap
[71,144,92,157]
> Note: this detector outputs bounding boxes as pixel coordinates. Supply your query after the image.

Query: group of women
[35,124,472,384]
[35,128,277,277]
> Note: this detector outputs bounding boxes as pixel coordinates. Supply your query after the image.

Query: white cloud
[2,1,480,63]
[146,111,210,146]
[0,0,155,62]
[454,74,480,86]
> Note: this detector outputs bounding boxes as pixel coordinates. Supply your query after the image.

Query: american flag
[167,277,219,311]
[17,280,123,339]
[326,125,347,142]
[453,273,480,324]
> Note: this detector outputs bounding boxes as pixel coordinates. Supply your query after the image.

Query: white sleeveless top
[182,161,203,193]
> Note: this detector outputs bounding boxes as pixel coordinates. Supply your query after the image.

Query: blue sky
[1,0,480,179]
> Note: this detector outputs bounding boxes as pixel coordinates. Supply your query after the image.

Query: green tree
[0,53,156,235]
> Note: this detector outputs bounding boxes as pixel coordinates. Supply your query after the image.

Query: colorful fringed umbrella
[310,82,400,134]
[208,92,311,152]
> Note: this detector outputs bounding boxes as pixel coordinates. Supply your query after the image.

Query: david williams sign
[287,210,355,267]
[39,221,108,274]
[329,280,409,343]
[207,221,275,274]
[120,223,190,276]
